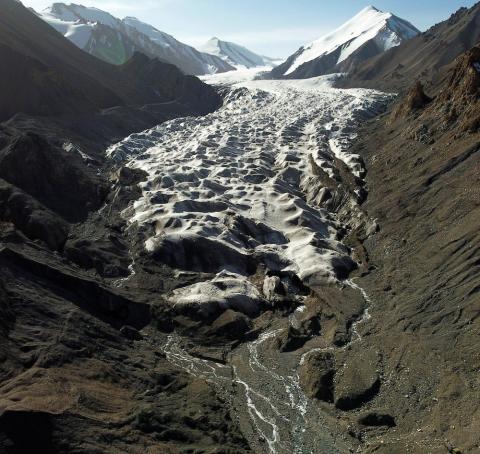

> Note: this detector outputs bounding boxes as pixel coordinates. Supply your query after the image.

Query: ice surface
[284,6,419,75]
[108,74,390,308]
[170,272,263,318]
[200,67,273,85]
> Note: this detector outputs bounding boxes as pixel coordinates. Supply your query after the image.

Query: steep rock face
[390,81,432,121]
[0,180,69,251]
[37,3,235,74]
[342,44,480,453]
[0,132,107,222]
[0,43,101,121]
[343,2,480,92]
[441,46,480,101]
[271,6,418,79]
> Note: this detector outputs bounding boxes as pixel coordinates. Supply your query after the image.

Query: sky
[23,0,478,57]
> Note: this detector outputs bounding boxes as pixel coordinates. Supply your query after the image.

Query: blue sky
[24,0,478,57]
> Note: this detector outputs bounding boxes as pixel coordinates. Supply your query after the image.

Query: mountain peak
[43,2,119,27]
[275,5,419,78]
[199,37,275,69]
[351,5,390,22]
[361,5,381,13]
[206,37,221,46]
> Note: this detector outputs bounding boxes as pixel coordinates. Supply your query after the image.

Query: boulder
[334,351,380,410]
[299,351,335,402]
[358,411,396,427]
[278,316,321,352]
[263,275,284,301]
[209,309,252,340]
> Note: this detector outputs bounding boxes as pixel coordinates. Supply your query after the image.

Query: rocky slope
[36,3,234,74]
[342,2,480,92]
[271,6,419,80]
[333,44,480,454]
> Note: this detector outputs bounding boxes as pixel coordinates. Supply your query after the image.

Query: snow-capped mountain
[200,37,280,69]
[36,3,234,74]
[271,6,419,79]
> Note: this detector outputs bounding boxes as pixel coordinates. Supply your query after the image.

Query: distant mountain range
[271,6,419,79]
[35,3,235,75]
[0,2,220,123]
[199,37,280,69]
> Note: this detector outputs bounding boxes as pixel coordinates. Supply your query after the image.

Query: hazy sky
[23,0,478,57]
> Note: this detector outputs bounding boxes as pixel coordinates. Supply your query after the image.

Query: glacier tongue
[108,75,390,308]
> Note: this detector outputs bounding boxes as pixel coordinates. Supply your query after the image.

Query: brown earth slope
[342,45,480,453]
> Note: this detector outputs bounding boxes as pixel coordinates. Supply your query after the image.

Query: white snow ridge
[108,76,389,311]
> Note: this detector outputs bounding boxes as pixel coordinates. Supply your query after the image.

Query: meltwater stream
[163,278,374,454]
[109,73,390,453]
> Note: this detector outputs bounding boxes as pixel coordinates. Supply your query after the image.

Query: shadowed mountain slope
[0,0,221,122]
